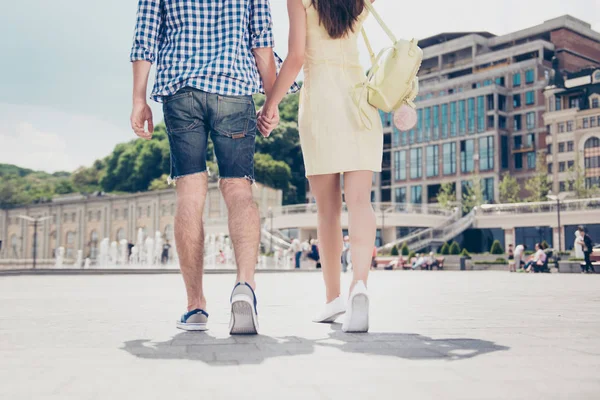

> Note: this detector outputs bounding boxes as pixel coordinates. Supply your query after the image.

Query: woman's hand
[257,103,280,137]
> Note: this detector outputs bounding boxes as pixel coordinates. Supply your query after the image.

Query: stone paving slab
[0,271,599,399]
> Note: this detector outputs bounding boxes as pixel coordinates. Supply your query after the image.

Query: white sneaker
[229,282,259,335]
[342,281,369,333]
[312,296,346,323]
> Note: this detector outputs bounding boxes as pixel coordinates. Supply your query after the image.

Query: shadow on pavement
[122,326,508,366]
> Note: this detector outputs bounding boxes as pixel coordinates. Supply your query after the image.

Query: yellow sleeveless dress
[299,0,383,176]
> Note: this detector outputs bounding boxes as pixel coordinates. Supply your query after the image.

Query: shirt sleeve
[130,0,163,63]
[250,0,275,49]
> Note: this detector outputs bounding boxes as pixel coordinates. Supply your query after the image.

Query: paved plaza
[1,270,599,399]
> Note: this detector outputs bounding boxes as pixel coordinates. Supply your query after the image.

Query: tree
[440,242,450,255]
[449,241,461,255]
[400,242,410,256]
[490,240,504,255]
[436,182,456,210]
[390,245,399,256]
[254,153,292,191]
[498,173,520,203]
[407,251,416,260]
[462,175,484,213]
[149,174,170,191]
[460,248,471,258]
[525,151,550,202]
[566,158,599,198]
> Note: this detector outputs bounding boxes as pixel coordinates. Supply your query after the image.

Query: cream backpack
[355,1,423,128]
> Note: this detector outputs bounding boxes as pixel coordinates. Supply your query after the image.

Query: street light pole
[381,206,385,247]
[268,207,273,254]
[17,215,52,270]
[547,192,568,253]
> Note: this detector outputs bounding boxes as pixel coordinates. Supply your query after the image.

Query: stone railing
[478,198,600,215]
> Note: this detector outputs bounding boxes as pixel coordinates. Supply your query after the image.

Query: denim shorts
[162,87,257,183]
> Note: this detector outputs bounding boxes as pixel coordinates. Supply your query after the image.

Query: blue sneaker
[176,309,208,331]
[229,282,258,335]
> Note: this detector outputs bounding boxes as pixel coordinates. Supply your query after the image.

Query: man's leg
[175,174,209,311]
[296,251,302,269]
[220,179,260,287]
[584,252,592,273]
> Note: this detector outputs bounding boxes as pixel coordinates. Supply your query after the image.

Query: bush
[400,242,410,256]
[390,245,399,256]
[460,248,471,258]
[568,258,585,261]
[407,251,416,260]
[440,243,450,255]
[474,259,508,265]
[490,240,504,255]
[449,241,461,255]
[524,250,534,256]
[541,240,549,250]
[495,257,508,263]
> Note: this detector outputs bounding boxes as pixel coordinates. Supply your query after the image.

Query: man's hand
[257,103,279,137]
[130,101,154,140]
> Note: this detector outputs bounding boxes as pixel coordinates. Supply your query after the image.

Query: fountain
[84,258,91,269]
[119,239,129,265]
[109,241,118,265]
[144,236,154,265]
[154,231,163,265]
[98,238,109,267]
[54,247,65,268]
[75,250,83,268]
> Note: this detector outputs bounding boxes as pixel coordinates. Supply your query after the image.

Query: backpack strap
[363,1,398,44]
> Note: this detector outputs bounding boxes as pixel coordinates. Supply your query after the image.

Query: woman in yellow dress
[259,0,382,333]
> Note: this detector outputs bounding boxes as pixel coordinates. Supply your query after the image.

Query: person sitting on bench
[524,243,546,273]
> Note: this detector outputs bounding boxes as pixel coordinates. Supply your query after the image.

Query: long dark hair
[311,0,365,39]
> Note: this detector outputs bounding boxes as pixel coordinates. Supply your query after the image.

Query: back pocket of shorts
[214,96,256,138]
[163,91,198,133]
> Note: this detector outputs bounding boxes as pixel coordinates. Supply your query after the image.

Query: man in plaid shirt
[130,0,283,335]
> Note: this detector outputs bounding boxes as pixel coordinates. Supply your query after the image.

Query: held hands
[257,101,280,137]
[130,100,154,140]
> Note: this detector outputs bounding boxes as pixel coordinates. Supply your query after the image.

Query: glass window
[426,145,439,177]
[568,160,574,169]
[558,123,565,133]
[441,104,448,138]
[401,131,408,146]
[443,142,456,175]
[526,91,535,105]
[424,107,431,141]
[483,79,492,86]
[514,154,523,170]
[527,152,536,169]
[592,117,597,128]
[450,102,457,137]
[592,98,599,108]
[495,77,505,87]
[567,121,573,132]
[548,144,553,154]
[526,112,536,130]
[417,109,423,142]
[501,136,509,169]
[394,150,407,181]
[559,181,566,192]
[467,98,475,134]
[513,115,522,131]
[583,118,589,129]
[555,97,562,111]
[460,140,474,173]
[410,186,422,204]
[477,96,485,133]
[433,105,439,140]
[409,129,415,145]
[394,187,407,203]
[392,127,400,147]
[567,141,574,152]
[410,148,422,179]
[124,208,128,218]
[513,73,521,87]
[558,142,565,153]
[569,97,579,109]
[548,163,553,174]
[513,94,521,108]
[479,136,494,171]
[559,162,566,172]
[483,178,494,203]
[498,95,506,111]
[459,100,466,135]
[525,69,534,84]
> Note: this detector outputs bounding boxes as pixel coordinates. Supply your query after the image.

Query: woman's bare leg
[344,171,376,290]
[308,174,343,303]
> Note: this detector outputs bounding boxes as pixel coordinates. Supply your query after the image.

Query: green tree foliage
[566,159,600,198]
[460,248,471,258]
[525,151,550,202]
[449,241,461,255]
[400,242,410,256]
[498,173,520,203]
[440,242,450,255]
[407,251,416,260]
[390,245,399,256]
[436,182,456,210]
[490,240,504,255]
[254,153,292,191]
[0,164,75,207]
[149,174,170,191]
[462,175,484,213]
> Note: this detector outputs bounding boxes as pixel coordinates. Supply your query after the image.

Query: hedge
[449,241,461,255]
[490,240,504,255]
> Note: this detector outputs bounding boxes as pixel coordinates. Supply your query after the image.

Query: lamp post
[17,215,52,270]
[546,192,569,252]
[268,207,273,254]
[381,205,386,247]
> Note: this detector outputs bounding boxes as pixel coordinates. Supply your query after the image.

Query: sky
[0,0,599,173]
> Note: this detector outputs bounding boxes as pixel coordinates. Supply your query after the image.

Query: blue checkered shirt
[131,0,297,102]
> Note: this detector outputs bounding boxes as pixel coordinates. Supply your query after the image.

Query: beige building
[544,68,600,193]
[0,183,282,262]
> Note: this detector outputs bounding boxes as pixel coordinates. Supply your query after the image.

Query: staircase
[379,208,476,253]
[260,227,292,252]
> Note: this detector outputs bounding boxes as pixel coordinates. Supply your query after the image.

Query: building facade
[376,15,600,205]
[544,68,600,193]
[0,183,282,261]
